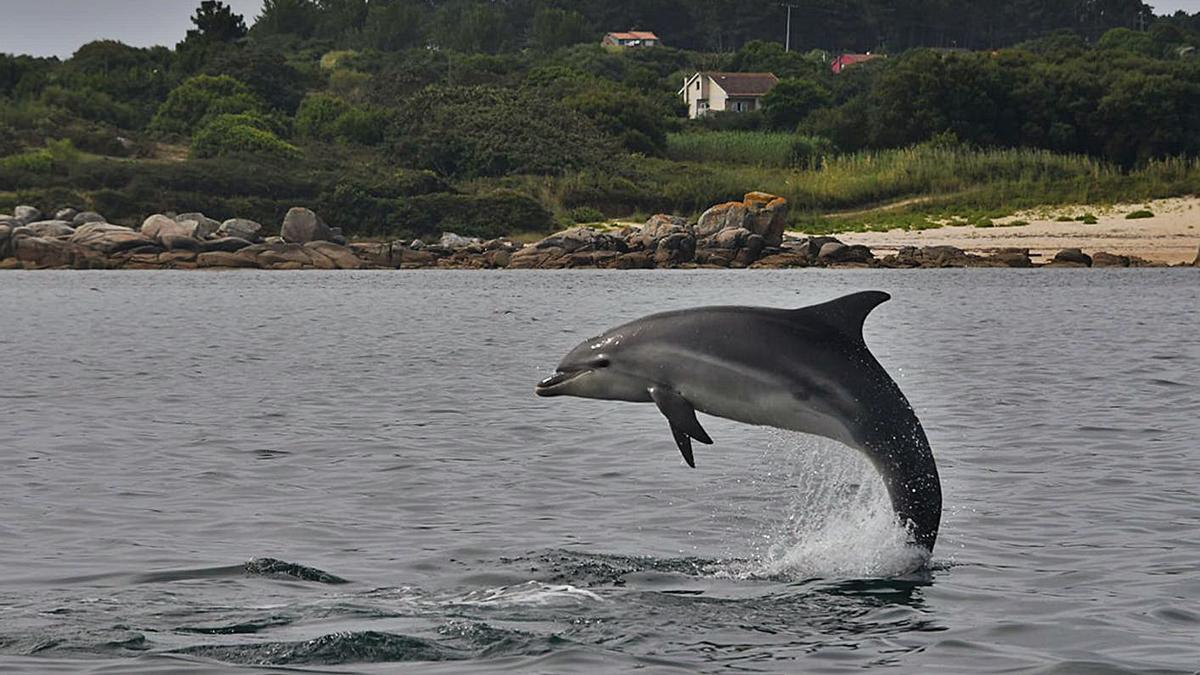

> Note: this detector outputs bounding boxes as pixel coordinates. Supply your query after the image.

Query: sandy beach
[803,197,1200,265]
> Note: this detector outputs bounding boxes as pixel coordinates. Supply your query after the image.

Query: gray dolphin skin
[535,291,942,553]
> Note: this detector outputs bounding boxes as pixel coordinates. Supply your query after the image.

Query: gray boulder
[818,242,874,264]
[281,207,333,243]
[305,241,364,269]
[54,208,79,221]
[71,211,106,226]
[696,202,753,238]
[708,226,752,249]
[218,218,263,242]
[161,234,203,251]
[1053,248,1092,267]
[0,224,13,258]
[71,223,155,254]
[640,214,690,248]
[735,233,768,265]
[818,241,847,260]
[14,236,74,268]
[25,220,76,238]
[142,214,199,241]
[13,205,42,226]
[535,226,626,253]
[654,231,696,266]
[175,212,220,239]
[440,232,481,249]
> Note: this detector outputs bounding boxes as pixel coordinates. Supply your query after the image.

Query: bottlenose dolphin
[535,291,942,552]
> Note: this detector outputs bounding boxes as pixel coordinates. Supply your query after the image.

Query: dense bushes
[191,113,301,159]
[389,85,610,178]
[391,190,554,239]
[149,74,265,135]
[295,93,390,145]
[801,46,1200,166]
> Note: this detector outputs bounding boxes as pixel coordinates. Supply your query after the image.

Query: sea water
[0,269,1197,673]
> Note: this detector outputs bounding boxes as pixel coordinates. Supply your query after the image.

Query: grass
[1125,209,1155,219]
[665,131,833,168]
[481,144,1200,233]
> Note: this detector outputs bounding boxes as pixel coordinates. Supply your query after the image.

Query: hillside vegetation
[2,0,1199,239]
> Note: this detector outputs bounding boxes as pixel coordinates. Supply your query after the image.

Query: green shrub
[0,138,79,184]
[390,85,610,178]
[149,74,263,136]
[40,85,141,128]
[0,149,55,174]
[334,106,390,145]
[191,113,300,159]
[295,93,351,140]
[666,131,833,168]
[392,189,553,239]
[328,69,371,99]
[1125,209,1154,219]
[570,206,605,223]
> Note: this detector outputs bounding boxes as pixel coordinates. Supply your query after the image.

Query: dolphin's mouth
[535,369,590,396]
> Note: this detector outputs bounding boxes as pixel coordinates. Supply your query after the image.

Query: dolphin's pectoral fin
[650,387,713,469]
[669,423,696,468]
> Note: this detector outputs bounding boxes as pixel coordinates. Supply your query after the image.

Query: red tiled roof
[702,72,779,96]
[607,31,659,41]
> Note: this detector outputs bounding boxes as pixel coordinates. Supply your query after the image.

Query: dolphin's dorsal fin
[797,291,891,340]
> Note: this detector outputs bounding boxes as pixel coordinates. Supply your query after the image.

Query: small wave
[177,615,294,635]
[505,550,724,587]
[175,630,461,665]
[243,557,349,584]
[53,557,349,587]
[447,580,603,607]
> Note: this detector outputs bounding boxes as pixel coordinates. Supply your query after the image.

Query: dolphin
[535,291,942,553]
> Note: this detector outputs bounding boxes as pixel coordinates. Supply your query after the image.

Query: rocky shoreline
[2,194,1197,271]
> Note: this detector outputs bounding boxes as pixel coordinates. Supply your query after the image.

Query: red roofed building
[678,71,779,119]
[831,53,883,74]
[602,31,661,48]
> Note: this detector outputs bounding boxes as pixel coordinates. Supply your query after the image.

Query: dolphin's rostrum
[536,291,942,553]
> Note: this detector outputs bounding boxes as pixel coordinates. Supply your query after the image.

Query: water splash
[447,581,604,607]
[738,431,929,579]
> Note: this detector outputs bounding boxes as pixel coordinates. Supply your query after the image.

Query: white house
[602,31,661,48]
[678,72,779,119]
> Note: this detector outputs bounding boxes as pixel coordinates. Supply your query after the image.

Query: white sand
[795,197,1200,265]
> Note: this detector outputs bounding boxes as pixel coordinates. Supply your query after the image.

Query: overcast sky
[3,0,1200,59]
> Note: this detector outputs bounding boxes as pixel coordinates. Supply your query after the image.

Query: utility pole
[782,3,799,51]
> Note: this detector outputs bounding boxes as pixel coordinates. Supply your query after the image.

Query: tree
[362,1,425,51]
[186,1,247,43]
[761,78,831,130]
[1097,27,1158,57]
[530,8,591,52]
[149,74,265,135]
[252,0,319,38]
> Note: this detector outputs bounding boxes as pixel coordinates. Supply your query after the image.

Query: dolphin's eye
[592,358,610,368]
